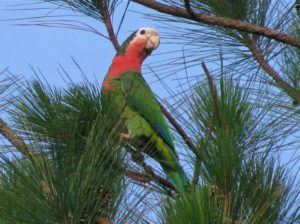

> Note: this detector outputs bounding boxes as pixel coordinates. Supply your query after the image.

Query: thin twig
[192,161,200,185]
[100,1,121,51]
[116,0,131,37]
[133,0,300,48]
[125,145,175,192]
[125,169,174,192]
[183,0,196,18]
[159,103,195,150]
[249,39,300,104]
[202,62,218,139]
[192,63,218,185]
[124,170,151,183]
[94,216,113,224]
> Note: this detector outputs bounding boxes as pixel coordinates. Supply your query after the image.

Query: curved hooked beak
[145,32,160,53]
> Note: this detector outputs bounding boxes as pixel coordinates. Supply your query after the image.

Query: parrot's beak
[145,31,160,53]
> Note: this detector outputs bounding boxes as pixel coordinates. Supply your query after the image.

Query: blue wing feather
[153,124,175,150]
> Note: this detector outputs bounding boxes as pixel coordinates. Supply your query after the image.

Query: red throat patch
[103,38,149,90]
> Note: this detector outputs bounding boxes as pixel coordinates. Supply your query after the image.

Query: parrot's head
[118,27,160,60]
[104,28,160,89]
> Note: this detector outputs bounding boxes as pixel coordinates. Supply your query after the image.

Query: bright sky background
[0,1,165,89]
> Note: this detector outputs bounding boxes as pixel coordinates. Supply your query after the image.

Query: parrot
[102,27,189,192]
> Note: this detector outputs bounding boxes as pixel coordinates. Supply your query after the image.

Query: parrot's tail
[140,138,190,192]
[165,167,190,193]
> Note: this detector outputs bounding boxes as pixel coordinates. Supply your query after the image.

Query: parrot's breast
[103,56,142,90]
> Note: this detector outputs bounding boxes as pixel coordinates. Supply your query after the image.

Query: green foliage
[162,186,224,224]
[0,80,126,223]
[232,159,293,223]
[192,0,271,23]
[162,160,295,224]
[0,69,18,111]
[12,80,108,148]
[163,78,299,223]
[192,79,250,191]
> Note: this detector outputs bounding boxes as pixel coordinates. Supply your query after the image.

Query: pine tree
[0,0,300,223]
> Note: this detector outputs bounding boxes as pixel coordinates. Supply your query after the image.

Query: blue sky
[0,1,163,88]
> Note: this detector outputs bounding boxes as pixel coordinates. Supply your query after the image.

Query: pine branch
[201,62,217,140]
[95,216,113,224]
[159,103,195,151]
[0,118,34,158]
[0,118,50,198]
[101,0,120,51]
[125,170,174,191]
[132,0,300,48]
[249,39,300,104]
[125,145,175,192]
[183,0,196,18]
[124,170,151,183]
[192,63,218,185]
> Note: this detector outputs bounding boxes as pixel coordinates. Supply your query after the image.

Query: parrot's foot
[120,133,131,141]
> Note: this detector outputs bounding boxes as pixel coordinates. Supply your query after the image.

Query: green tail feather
[165,168,190,193]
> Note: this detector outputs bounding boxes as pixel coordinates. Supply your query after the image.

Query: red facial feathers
[103,38,149,90]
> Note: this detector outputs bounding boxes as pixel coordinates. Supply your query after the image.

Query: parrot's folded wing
[117,72,176,152]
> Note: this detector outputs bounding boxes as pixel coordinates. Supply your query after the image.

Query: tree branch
[249,40,300,104]
[95,216,113,224]
[125,170,151,183]
[125,145,175,192]
[192,63,218,185]
[125,169,174,191]
[159,102,195,150]
[183,0,196,18]
[201,62,218,140]
[133,0,300,48]
[100,1,120,51]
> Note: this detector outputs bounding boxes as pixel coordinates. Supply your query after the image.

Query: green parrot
[102,27,189,192]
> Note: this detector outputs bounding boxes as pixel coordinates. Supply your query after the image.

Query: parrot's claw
[120,133,131,141]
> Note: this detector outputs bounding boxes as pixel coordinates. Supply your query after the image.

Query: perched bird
[102,27,189,192]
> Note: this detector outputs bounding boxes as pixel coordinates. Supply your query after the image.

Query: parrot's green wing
[109,71,190,192]
[117,71,175,151]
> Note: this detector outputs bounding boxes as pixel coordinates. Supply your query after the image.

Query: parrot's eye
[140,29,146,35]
